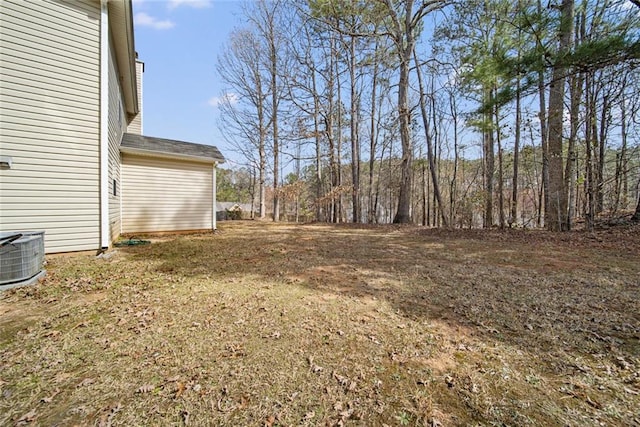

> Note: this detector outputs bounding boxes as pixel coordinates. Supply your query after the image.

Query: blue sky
[132,0,246,167]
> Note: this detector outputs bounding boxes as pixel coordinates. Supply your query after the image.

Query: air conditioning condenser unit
[0,231,45,289]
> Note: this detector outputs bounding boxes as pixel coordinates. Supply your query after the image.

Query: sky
[132,0,246,167]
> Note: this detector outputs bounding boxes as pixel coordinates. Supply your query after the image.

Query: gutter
[100,0,109,250]
[122,0,139,115]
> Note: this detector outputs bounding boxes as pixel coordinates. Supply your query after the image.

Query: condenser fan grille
[0,231,45,286]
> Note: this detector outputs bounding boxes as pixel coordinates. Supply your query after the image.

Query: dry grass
[1,221,639,426]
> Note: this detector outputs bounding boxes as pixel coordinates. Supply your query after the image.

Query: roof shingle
[121,133,225,163]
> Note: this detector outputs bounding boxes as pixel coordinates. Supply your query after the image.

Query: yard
[1,221,639,426]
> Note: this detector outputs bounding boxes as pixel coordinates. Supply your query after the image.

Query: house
[216,202,255,221]
[0,0,224,254]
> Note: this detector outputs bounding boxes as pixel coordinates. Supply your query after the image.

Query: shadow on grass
[126,222,640,364]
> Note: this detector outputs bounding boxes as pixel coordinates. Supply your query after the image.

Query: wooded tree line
[216,0,640,230]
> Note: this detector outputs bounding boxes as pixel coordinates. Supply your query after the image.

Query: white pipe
[139,61,144,133]
[212,163,217,231]
[100,0,109,250]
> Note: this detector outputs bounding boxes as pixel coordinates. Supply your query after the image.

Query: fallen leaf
[175,382,186,398]
[136,384,154,394]
[334,372,354,390]
[72,321,90,329]
[264,415,276,427]
[77,378,95,388]
[445,375,454,388]
[623,387,639,395]
[584,394,602,409]
[41,388,60,403]
[16,409,37,425]
[54,372,72,383]
[340,408,354,419]
[238,394,249,409]
[303,411,315,421]
[44,330,61,339]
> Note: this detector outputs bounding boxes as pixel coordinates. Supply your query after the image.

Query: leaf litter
[0,221,638,426]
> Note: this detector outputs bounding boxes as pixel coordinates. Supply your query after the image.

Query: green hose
[114,238,151,247]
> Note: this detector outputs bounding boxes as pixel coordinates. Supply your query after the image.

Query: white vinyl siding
[0,0,101,253]
[108,35,127,243]
[121,154,214,233]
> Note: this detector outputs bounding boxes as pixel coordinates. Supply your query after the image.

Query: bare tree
[378,0,446,224]
[217,28,269,218]
[414,51,448,227]
[246,0,288,222]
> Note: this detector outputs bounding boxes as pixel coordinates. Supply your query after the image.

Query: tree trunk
[483,98,494,228]
[368,37,381,224]
[495,87,505,230]
[388,0,417,224]
[335,43,344,223]
[382,0,443,223]
[584,72,595,231]
[449,91,459,227]
[546,0,573,231]
[632,197,640,222]
[615,85,627,213]
[536,0,550,228]
[511,73,521,228]
[258,69,266,219]
[267,10,280,222]
[259,137,266,219]
[510,0,522,228]
[564,10,583,229]
[422,154,427,226]
[311,66,323,222]
[326,33,339,223]
[596,90,609,215]
[349,33,361,223]
[565,68,582,229]
[393,49,413,224]
[414,49,448,227]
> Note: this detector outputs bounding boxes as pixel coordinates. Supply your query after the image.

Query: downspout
[212,163,217,231]
[139,61,144,133]
[100,0,109,250]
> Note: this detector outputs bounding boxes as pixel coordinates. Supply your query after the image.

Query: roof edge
[109,0,138,116]
[120,146,224,164]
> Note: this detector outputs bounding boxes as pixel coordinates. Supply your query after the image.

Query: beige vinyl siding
[0,0,101,253]
[122,154,214,233]
[127,61,143,134]
[108,35,128,243]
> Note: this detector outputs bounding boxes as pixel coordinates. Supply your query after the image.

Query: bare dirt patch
[1,221,639,426]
